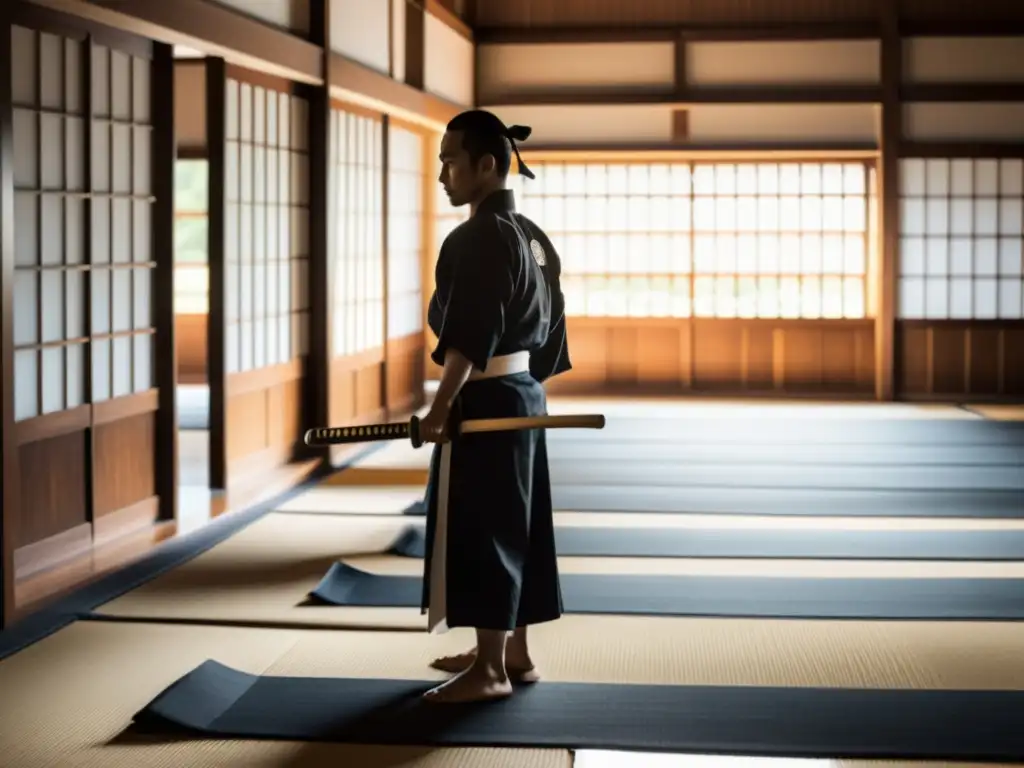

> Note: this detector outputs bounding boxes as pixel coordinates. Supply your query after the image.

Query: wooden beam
[306,0,331,461]
[151,41,178,522]
[26,0,322,84]
[1,0,18,629]
[902,84,1024,102]
[901,141,1024,158]
[673,34,687,96]
[902,19,1024,36]
[475,22,882,45]
[520,146,880,162]
[478,86,883,108]
[329,52,463,131]
[405,0,425,91]
[877,0,901,401]
[425,0,472,42]
[381,116,392,416]
[205,56,228,490]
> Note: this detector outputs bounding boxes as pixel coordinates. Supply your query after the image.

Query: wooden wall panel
[329,0,390,74]
[386,333,425,413]
[485,104,881,147]
[215,0,311,35]
[897,321,1024,398]
[687,104,878,146]
[481,104,678,145]
[903,37,1024,83]
[174,61,206,153]
[476,43,675,104]
[686,40,880,85]
[175,312,207,383]
[422,11,473,106]
[544,318,875,396]
[15,433,88,549]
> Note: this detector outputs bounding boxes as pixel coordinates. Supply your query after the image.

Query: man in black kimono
[415,110,571,704]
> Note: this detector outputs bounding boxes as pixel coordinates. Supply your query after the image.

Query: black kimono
[420,188,571,633]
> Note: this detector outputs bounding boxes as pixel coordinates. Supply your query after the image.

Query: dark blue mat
[309,562,1024,620]
[400,487,1024,518]
[133,659,1024,760]
[386,524,1024,561]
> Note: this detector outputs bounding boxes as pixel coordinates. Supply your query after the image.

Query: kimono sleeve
[430,235,514,372]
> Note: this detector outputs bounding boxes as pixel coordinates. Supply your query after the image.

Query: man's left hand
[418,401,451,444]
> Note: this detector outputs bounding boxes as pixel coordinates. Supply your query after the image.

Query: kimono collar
[475,189,517,216]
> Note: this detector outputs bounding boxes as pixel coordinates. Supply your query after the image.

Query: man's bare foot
[422,662,514,704]
[430,647,540,683]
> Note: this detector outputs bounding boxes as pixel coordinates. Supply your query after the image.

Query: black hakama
[420,189,571,633]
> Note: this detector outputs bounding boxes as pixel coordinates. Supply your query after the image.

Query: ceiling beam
[474,19,1024,46]
[479,86,882,108]
[475,22,882,45]
[479,83,1024,109]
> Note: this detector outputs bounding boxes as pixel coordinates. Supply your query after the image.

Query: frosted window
[14,32,153,417]
[899,158,1024,319]
[518,161,871,319]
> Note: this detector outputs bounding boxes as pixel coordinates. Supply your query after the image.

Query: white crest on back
[529,239,547,266]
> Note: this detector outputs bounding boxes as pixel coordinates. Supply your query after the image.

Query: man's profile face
[438,130,493,208]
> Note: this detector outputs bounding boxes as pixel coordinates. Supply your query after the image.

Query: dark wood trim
[424,0,473,42]
[520,143,880,156]
[12,1,153,59]
[306,0,331,461]
[903,84,1024,103]
[206,57,228,491]
[92,389,160,426]
[877,0,900,401]
[474,22,882,45]
[673,36,688,96]
[176,145,207,160]
[898,319,1024,330]
[92,496,159,548]
[901,142,1024,158]
[404,0,426,91]
[224,63,304,96]
[151,43,177,524]
[478,86,882,108]
[902,20,1024,37]
[381,116,392,415]
[329,52,464,127]
[27,0,320,83]
[329,97,385,121]
[14,405,91,447]
[225,360,304,398]
[1,0,17,628]
[13,523,93,582]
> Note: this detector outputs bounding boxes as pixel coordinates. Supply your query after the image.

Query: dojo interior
[2,0,1024,765]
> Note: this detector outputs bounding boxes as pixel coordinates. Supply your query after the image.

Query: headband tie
[504,124,535,180]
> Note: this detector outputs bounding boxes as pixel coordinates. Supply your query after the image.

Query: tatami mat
[6,619,1024,767]
[542,398,978,420]
[324,437,1024,473]
[278,488,1024,531]
[93,511,1024,630]
[0,620,569,768]
[968,405,1024,421]
[277,485,424,515]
